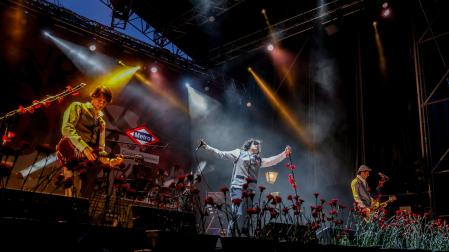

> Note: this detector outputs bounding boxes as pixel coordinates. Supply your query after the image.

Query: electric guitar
[56,137,143,169]
[371,195,397,211]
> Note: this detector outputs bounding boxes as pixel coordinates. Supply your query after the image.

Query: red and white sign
[126,126,159,146]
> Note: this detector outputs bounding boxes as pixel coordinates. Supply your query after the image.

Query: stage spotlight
[208,16,215,22]
[246,102,252,108]
[382,2,389,8]
[43,31,50,37]
[185,82,190,87]
[261,9,266,14]
[88,44,96,51]
[373,21,378,27]
[267,43,274,52]
[381,8,391,18]
[150,66,158,73]
[204,86,210,91]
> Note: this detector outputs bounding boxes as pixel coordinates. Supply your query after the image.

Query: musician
[60,86,121,197]
[199,138,292,237]
[351,164,376,216]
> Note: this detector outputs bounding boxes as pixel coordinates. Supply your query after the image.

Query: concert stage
[2,0,449,251]
[0,188,445,252]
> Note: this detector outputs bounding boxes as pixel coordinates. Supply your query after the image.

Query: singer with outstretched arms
[198,138,292,237]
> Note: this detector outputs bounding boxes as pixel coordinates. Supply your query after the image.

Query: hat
[357,164,372,174]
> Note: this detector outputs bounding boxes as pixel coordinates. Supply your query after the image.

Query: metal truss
[412,0,449,217]
[414,0,449,166]
[207,0,365,65]
[4,0,206,75]
[154,0,245,40]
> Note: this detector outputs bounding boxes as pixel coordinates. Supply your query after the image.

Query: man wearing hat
[351,164,373,216]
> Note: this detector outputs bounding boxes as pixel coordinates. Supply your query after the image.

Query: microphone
[195,140,205,151]
[378,172,389,181]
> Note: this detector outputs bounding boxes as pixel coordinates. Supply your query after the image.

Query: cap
[357,164,372,174]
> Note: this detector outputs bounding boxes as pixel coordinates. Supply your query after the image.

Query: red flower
[311,223,320,231]
[246,208,257,215]
[32,100,41,109]
[320,198,326,204]
[43,100,51,107]
[175,184,185,191]
[246,177,256,184]
[204,196,215,205]
[66,85,73,92]
[27,106,35,114]
[328,198,338,207]
[284,163,297,170]
[177,175,186,182]
[220,186,229,194]
[18,105,26,114]
[282,207,289,214]
[313,192,319,198]
[287,174,294,183]
[270,209,279,219]
[249,191,256,200]
[329,209,338,215]
[275,195,282,203]
[287,195,293,201]
[266,194,274,201]
[232,198,242,206]
[242,183,249,190]
[242,190,249,198]
[312,211,319,218]
[258,186,266,192]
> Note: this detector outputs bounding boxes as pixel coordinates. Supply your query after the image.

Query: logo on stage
[126,126,159,146]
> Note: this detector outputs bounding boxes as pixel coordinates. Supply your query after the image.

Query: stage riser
[0,188,89,224]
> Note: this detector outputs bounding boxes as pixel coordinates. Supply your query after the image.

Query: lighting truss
[3,0,207,76]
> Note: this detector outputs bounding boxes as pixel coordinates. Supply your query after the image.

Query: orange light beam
[135,72,188,114]
[248,67,314,149]
[373,22,387,78]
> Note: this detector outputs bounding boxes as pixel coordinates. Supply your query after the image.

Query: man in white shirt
[199,138,292,236]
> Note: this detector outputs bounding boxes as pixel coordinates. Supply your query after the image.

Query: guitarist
[351,165,376,217]
[60,86,122,197]
[351,165,394,218]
